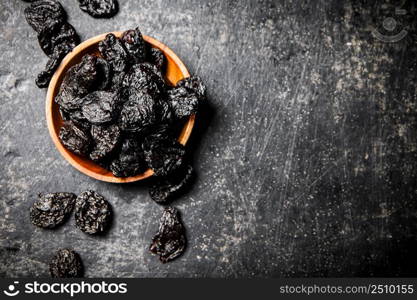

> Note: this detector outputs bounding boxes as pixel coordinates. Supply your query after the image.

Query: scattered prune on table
[110,138,147,177]
[75,190,112,235]
[119,91,157,133]
[55,55,98,110]
[89,124,121,161]
[143,133,186,177]
[121,27,147,64]
[149,207,186,263]
[78,0,118,18]
[166,87,199,119]
[148,47,166,71]
[50,249,83,278]
[81,91,118,124]
[149,165,194,204]
[30,192,76,228]
[59,121,92,156]
[24,0,80,88]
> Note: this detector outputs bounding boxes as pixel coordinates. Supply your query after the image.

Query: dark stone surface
[1,0,417,277]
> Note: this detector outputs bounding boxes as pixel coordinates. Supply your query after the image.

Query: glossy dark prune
[176,76,206,99]
[75,190,112,235]
[38,21,79,57]
[24,0,66,33]
[59,121,92,156]
[166,87,199,119]
[122,63,165,98]
[30,192,76,228]
[149,165,193,204]
[119,91,157,133]
[149,207,186,263]
[78,0,118,18]
[110,138,147,177]
[55,55,98,110]
[148,47,166,70]
[143,134,185,177]
[81,91,118,124]
[121,27,147,64]
[50,249,83,278]
[95,57,112,91]
[89,124,121,161]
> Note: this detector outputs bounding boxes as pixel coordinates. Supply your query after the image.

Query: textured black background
[0,0,417,277]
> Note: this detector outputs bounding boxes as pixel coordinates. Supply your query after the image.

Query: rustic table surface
[1,0,416,277]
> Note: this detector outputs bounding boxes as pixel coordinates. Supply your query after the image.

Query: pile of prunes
[56,28,206,204]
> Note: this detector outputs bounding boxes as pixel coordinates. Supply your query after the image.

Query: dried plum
[75,190,112,235]
[90,124,121,161]
[121,27,147,64]
[143,134,185,177]
[119,91,157,133]
[24,0,66,34]
[167,87,199,119]
[50,249,83,278]
[122,63,165,98]
[38,21,79,57]
[30,192,76,228]
[81,91,118,124]
[95,57,112,90]
[59,121,92,156]
[148,47,166,70]
[149,207,186,263]
[55,55,99,110]
[149,165,193,204]
[176,76,206,99]
[78,0,118,18]
[110,138,147,177]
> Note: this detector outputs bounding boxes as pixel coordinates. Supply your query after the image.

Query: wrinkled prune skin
[110,138,147,177]
[95,57,112,90]
[81,91,118,124]
[98,33,129,88]
[24,0,80,88]
[50,249,83,278]
[30,192,76,228]
[149,207,186,263]
[90,124,121,161]
[177,76,206,99]
[59,121,92,156]
[121,28,147,64]
[55,55,98,110]
[149,165,193,204]
[75,190,112,235]
[122,63,165,99]
[148,47,166,71]
[78,0,118,18]
[24,0,66,33]
[166,87,199,119]
[119,91,157,133]
[143,133,185,177]
[156,100,174,124]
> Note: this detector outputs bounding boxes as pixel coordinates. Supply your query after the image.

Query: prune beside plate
[50,249,83,278]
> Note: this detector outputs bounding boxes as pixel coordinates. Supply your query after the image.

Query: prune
[156,100,174,124]
[59,121,92,156]
[55,55,98,110]
[81,91,118,124]
[119,91,157,133]
[98,33,129,87]
[149,207,186,263]
[167,87,199,119]
[75,190,112,235]
[149,165,193,204]
[121,27,147,64]
[38,20,79,57]
[110,138,147,177]
[24,0,66,33]
[143,134,185,177]
[30,192,76,228]
[122,63,165,98]
[90,124,121,161]
[148,47,166,70]
[78,0,118,18]
[50,249,83,278]
[95,57,112,91]
[176,76,206,99]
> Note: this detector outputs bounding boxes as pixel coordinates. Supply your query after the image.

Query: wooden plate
[46,32,194,183]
